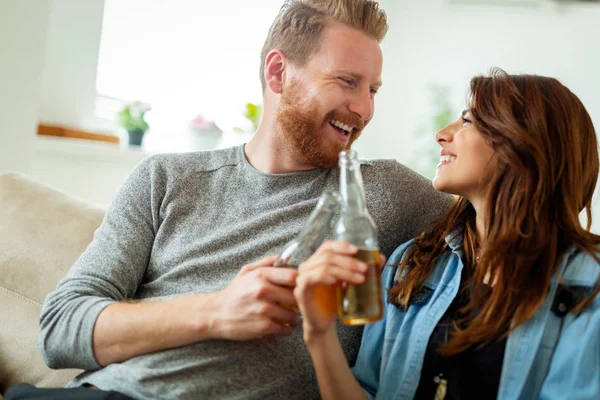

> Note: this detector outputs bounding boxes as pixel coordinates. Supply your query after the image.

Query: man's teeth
[440,155,456,163]
[330,120,352,134]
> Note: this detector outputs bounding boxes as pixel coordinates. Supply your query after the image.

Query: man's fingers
[260,321,294,338]
[268,305,301,326]
[249,255,279,268]
[235,319,294,341]
[240,255,279,274]
[256,281,298,306]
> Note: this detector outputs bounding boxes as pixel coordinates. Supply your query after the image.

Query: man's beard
[276,79,365,168]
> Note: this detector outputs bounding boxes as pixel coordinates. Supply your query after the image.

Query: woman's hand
[294,241,368,341]
[295,241,385,400]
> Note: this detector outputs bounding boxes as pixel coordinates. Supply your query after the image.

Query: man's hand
[205,255,301,341]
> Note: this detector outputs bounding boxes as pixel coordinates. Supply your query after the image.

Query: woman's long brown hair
[389,68,600,355]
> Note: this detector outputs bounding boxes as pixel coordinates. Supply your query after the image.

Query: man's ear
[264,49,287,94]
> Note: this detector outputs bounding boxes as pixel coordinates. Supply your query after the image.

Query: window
[96,0,283,144]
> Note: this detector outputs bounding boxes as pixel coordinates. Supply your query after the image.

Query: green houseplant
[234,102,262,133]
[118,101,151,146]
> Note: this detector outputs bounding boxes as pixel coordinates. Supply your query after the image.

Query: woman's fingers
[378,254,387,271]
[316,240,358,255]
[297,263,365,288]
[299,251,366,274]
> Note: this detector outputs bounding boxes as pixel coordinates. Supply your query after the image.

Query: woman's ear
[264,49,287,94]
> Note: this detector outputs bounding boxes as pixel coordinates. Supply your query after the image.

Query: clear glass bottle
[274,190,340,268]
[334,150,383,325]
[274,190,340,312]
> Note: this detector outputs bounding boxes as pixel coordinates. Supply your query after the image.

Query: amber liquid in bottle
[336,248,382,325]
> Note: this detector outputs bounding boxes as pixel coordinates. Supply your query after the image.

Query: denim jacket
[352,235,600,400]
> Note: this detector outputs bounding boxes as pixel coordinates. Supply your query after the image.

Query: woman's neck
[470,197,486,246]
[475,213,485,245]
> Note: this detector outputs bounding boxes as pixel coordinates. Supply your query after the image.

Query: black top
[413,289,507,400]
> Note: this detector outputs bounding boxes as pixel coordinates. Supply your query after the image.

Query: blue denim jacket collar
[417,228,464,291]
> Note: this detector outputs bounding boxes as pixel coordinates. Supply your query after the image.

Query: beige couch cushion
[0,172,105,394]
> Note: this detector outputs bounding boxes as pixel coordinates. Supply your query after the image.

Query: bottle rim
[338,149,358,165]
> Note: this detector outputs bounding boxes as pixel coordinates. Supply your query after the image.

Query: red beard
[276,79,365,168]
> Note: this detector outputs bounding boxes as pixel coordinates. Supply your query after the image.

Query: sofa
[0,172,105,397]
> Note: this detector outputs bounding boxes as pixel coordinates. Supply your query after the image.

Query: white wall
[365,0,600,163]
[0,0,135,207]
[38,0,106,132]
[31,137,149,207]
[0,0,51,174]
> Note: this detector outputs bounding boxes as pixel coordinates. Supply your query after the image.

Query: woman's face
[432,109,496,203]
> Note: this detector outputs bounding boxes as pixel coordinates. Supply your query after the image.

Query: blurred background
[0,0,599,226]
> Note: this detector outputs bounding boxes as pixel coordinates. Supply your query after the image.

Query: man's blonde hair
[259,0,388,92]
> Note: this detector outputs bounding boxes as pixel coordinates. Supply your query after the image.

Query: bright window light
[96,0,283,135]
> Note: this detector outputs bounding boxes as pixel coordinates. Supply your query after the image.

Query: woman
[294,69,600,399]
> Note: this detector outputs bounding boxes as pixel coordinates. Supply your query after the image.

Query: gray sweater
[38,145,451,400]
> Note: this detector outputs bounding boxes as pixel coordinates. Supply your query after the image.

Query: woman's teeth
[440,155,456,163]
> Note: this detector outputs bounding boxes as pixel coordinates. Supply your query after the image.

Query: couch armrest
[0,172,105,391]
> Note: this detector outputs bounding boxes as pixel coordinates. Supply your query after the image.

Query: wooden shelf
[37,124,120,144]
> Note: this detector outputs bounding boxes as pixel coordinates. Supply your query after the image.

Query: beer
[336,248,382,325]
[334,150,383,325]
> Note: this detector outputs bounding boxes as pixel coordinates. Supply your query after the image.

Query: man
[6,1,450,399]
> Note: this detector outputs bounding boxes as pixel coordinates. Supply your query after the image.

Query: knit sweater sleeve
[38,155,163,370]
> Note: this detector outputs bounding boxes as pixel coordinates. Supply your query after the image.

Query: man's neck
[244,129,319,174]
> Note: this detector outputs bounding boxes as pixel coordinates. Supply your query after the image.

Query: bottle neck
[297,195,339,242]
[339,158,369,215]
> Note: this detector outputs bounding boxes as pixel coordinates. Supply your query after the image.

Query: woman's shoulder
[562,246,600,286]
[383,239,454,290]
[387,239,417,265]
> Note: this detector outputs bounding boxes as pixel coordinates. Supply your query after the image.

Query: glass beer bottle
[334,150,383,325]
[274,190,340,311]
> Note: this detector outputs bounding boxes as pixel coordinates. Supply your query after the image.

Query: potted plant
[188,114,223,150]
[234,102,262,133]
[118,101,151,146]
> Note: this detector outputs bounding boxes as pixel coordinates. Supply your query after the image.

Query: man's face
[276,21,383,168]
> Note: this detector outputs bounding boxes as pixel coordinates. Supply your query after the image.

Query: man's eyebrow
[332,70,382,87]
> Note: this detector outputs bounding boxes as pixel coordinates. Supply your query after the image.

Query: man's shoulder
[359,158,435,195]
[360,157,401,170]
[360,158,424,181]
[140,145,243,175]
